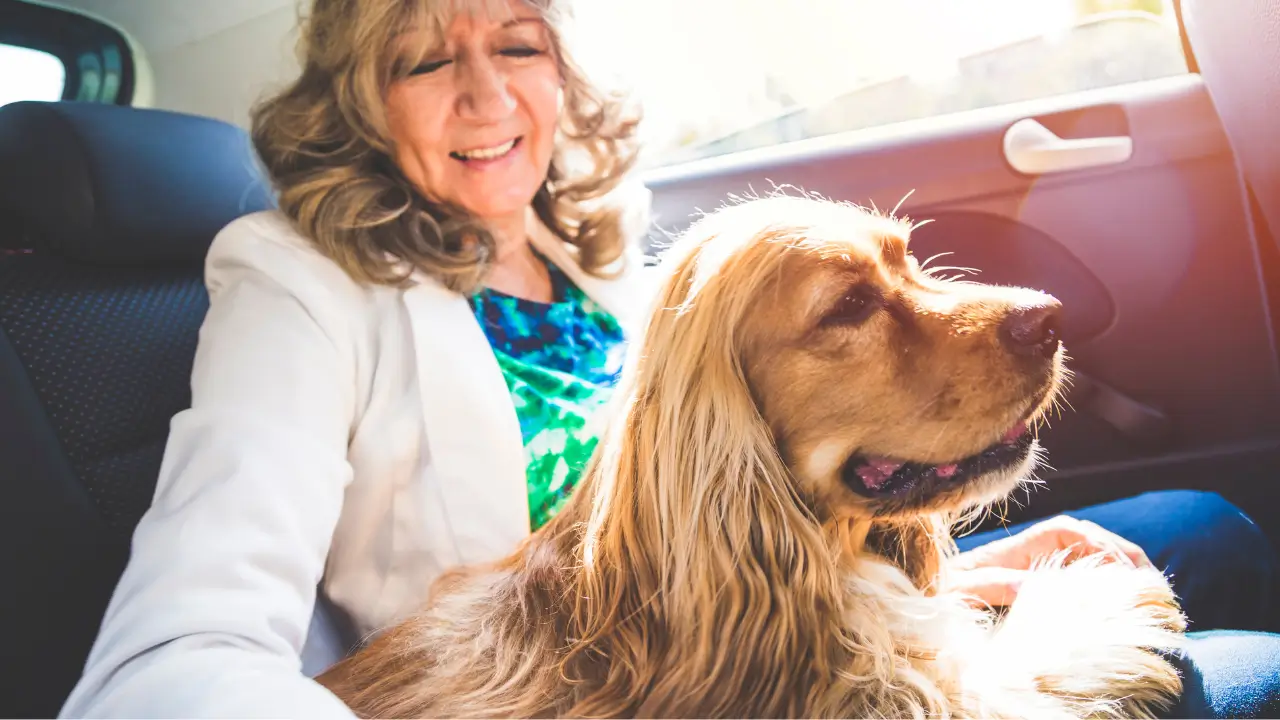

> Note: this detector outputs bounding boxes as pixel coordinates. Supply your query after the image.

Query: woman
[58,0,1278,717]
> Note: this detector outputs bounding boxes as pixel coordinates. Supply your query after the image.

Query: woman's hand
[945,515,1154,608]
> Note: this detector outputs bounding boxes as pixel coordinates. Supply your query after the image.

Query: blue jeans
[958,490,1280,719]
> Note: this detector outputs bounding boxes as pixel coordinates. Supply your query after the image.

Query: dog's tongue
[857,458,905,490]
[1002,421,1030,444]
[857,423,1028,491]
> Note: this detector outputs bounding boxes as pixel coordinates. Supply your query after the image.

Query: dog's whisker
[990,502,1009,529]
[923,418,955,461]
[900,386,953,429]
[922,265,981,278]
[890,189,917,219]
[908,217,937,233]
[917,251,954,272]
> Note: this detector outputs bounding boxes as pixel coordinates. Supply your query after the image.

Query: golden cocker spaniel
[318,195,1185,719]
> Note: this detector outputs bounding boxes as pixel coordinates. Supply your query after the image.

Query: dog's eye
[823,284,882,327]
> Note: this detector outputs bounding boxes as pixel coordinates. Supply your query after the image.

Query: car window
[574,0,1188,168]
[0,44,66,107]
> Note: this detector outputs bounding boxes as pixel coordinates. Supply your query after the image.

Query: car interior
[1,0,1277,717]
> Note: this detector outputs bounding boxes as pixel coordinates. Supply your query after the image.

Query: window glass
[573,0,1188,167]
[0,44,66,107]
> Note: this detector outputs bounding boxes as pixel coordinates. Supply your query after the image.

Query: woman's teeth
[451,138,517,161]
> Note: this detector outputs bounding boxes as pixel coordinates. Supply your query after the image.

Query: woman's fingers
[945,517,1163,611]
[1050,518,1153,570]
[953,515,1158,574]
[947,566,1025,608]
[1076,519,1154,569]
[1057,531,1133,567]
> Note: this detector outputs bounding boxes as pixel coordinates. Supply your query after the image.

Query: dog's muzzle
[840,422,1034,498]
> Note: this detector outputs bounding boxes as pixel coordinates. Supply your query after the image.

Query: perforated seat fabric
[0,257,209,534]
[0,101,272,718]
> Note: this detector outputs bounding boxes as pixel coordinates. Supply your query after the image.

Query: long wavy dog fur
[318,195,1186,718]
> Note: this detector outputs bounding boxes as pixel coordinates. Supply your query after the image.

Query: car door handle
[1002,118,1133,175]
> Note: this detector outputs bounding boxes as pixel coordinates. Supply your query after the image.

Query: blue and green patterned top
[469,260,628,530]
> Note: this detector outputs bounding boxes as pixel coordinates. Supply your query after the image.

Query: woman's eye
[823,285,882,327]
[500,46,543,59]
[409,59,451,76]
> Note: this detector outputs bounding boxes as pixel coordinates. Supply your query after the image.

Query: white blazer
[58,209,657,719]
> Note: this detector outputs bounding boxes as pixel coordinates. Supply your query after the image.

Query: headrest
[0,101,274,265]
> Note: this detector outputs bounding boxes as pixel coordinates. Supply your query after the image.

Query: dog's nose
[1000,302,1063,358]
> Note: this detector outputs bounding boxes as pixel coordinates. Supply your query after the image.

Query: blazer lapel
[401,278,531,566]
[398,215,657,567]
[529,224,657,337]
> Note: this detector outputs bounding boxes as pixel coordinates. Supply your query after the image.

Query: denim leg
[1163,630,1280,719]
[956,490,1279,632]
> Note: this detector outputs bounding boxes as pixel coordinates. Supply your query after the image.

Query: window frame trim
[0,0,136,106]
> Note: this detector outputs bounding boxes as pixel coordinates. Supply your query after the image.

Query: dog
[317,195,1186,718]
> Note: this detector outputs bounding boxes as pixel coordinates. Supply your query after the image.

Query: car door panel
[641,74,1280,531]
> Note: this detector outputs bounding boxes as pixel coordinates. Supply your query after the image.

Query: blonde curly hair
[250,0,645,293]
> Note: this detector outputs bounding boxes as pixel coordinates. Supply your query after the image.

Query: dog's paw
[1006,555,1186,640]
[979,557,1186,718]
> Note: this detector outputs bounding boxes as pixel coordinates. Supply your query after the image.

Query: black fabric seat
[0,101,273,719]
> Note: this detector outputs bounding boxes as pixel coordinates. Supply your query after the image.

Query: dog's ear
[563,229,846,718]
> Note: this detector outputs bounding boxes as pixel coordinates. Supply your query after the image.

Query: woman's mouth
[449,137,522,164]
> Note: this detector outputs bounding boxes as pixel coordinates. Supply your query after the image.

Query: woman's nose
[456,58,517,122]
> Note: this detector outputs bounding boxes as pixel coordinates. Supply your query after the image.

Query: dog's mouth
[841,421,1035,498]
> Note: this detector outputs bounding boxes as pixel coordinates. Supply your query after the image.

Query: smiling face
[386,0,562,226]
[715,198,1066,522]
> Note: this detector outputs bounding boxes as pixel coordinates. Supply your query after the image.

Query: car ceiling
[38,0,294,53]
